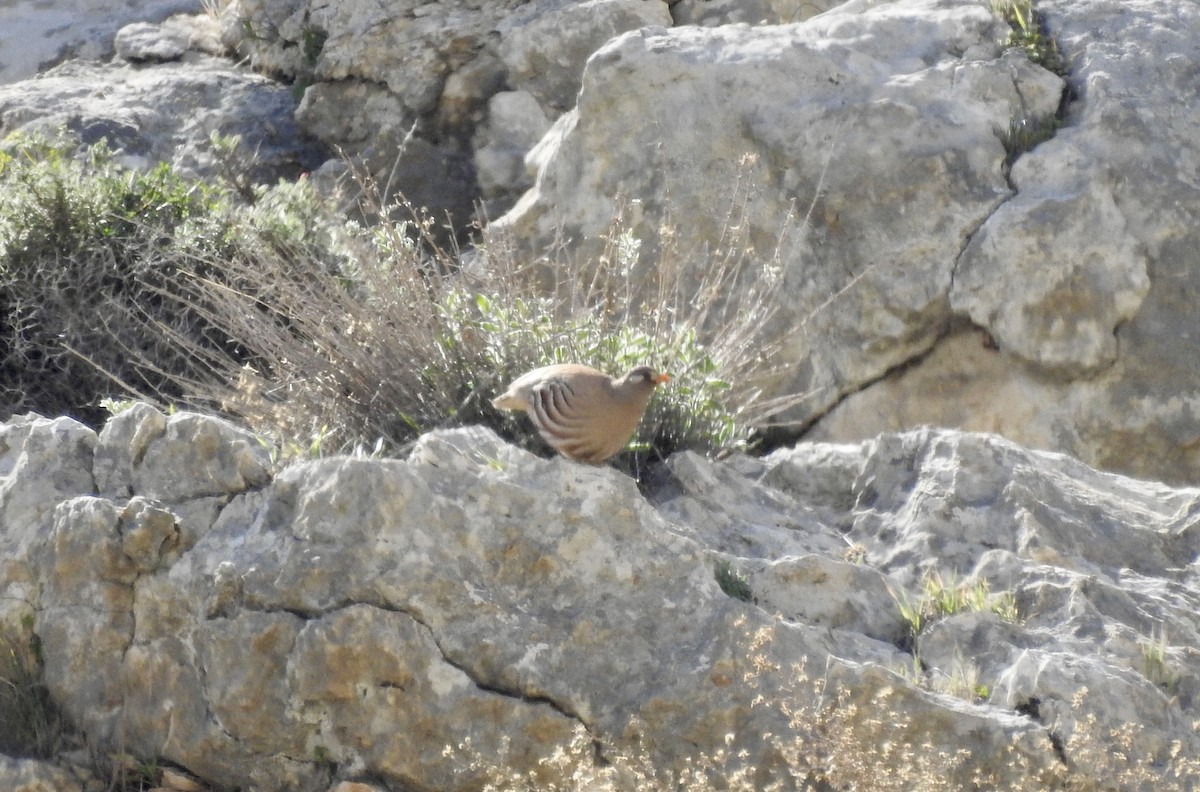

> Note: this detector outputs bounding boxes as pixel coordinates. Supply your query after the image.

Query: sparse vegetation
[1139,625,1177,692]
[105,753,164,791]
[0,132,352,427]
[0,138,796,475]
[842,542,868,565]
[448,643,1200,791]
[992,0,1067,76]
[892,571,1019,642]
[0,619,61,758]
[1000,114,1061,170]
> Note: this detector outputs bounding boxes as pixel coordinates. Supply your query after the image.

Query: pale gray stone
[0,57,327,185]
[672,0,837,26]
[132,412,272,501]
[94,402,168,499]
[114,20,193,63]
[493,3,1062,439]
[6,405,1200,788]
[0,756,85,792]
[473,90,552,210]
[0,0,200,85]
[802,0,1200,485]
[0,414,96,539]
[496,0,673,116]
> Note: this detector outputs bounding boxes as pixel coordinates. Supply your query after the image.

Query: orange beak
[654,373,671,384]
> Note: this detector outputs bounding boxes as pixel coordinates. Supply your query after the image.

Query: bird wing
[527,376,628,463]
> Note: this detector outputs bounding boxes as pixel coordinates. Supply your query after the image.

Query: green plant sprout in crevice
[891,650,991,705]
[891,571,1019,645]
[1139,625,1178,692]
[292,23,328,100]
[992,0,1068,77]
[999,114,1061,171]
[714,560,754,603]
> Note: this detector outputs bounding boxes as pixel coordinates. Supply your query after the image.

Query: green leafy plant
[714,560,753,603]
[0,133,219,424]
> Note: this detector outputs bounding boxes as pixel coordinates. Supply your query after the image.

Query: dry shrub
[0,135,236,425]
[446,626,1200,791]
[3,133,813,468]
[118,155,807,469]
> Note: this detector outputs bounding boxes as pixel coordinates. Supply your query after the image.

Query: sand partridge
[492,363,670,463]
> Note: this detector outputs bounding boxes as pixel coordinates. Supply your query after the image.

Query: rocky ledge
[2,405,1198,790]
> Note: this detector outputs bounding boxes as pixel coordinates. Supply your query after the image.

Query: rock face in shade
[3,407,1199,790]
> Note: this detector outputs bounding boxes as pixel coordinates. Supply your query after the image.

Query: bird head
[623,365,671,387]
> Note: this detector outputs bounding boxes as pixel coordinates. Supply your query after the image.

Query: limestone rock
[0,0,201,85]
[0,414,96,631]
[7,405,1200,789]
[131,411,272,501]
[0,414,96,539]
[94,402,168,499]
[951,182,1150,375]
[805,0,1200,484]
[0,57,327,185]
[0,756,84,792]
[496,0,673,117]
[114,15,225,63]
[672,0,838,26]
[221,0,671,231]
[37,497,136,742]
[473,90,552,214]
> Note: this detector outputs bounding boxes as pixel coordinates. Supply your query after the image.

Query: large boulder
[3,406,1200,789]
[492,0,1062,444]
[815,0,1200,485]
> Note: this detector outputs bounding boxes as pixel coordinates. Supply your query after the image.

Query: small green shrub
[0,132,355,426]
[0,134,213,424]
